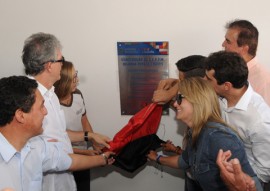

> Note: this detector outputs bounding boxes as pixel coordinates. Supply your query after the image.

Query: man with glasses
[22,32,111,191]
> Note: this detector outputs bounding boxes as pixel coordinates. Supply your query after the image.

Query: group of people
[0,33,115,191]
[147,19,270,191]
[1,19,270,191]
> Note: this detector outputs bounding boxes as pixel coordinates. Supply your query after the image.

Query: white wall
[1,1,270,191]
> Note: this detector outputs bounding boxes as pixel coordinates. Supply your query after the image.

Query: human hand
[152,89,174,104]
[162,141,182,154]
[92,143,103,154]
[147,150,158,161]
[89,132,111,149]
[102,151,115,165]
[229,159,256,191]
[216,149,256,191]
[156,78,179,90]
[153,79,179,105]
[161,140,176,152]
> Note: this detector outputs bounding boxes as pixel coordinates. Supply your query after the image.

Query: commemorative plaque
[117,42,169,115]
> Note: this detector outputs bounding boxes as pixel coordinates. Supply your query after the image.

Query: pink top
[247,57,270,106]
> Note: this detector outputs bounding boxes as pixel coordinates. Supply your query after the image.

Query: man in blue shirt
[0,76,114,191]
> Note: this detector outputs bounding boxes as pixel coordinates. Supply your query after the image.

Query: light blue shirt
[0,133,72,191]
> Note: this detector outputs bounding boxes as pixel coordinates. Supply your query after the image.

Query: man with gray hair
[22,33,111,191]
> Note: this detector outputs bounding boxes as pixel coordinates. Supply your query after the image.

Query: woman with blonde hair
[147,77,261,191]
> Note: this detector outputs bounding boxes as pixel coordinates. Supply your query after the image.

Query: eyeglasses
[42,56,65,65]
[174,93,185,105]
[73,71,78,83]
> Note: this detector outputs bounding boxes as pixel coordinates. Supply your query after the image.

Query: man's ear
[14,109,25,124]
[223,81,232,91]
[43,62,53,72]
[240,44,249,55]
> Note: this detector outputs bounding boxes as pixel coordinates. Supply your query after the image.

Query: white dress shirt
[36,81,76,191]
[220,85,270,183]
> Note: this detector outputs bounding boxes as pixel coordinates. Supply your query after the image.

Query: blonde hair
[179,77,228,148]
[54,61,74,100]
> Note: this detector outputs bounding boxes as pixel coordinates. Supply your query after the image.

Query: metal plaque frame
[117,42,169,115]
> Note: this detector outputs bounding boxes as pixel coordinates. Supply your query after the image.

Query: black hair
[175,55,206,78]
[0,76,37,126]
[204,51,248,88]
[226,19,258,56]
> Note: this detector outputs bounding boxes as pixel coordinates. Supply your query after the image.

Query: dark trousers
[73,169,90,191]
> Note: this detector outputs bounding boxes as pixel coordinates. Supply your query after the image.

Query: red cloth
[106,103,163,155]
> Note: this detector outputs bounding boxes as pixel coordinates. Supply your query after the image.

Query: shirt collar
[247,56,258,70]
[0,133,16,162]
[0,133,32,162]
[234,83,253,111]
[27,75,55,98]
[39,83,55,99]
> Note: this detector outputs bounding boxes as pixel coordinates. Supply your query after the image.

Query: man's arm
[67,130,110,149]
[81,114,94,133]
[68,151,114,171]
[156,78,179,90]
[81,114,103,152]
[152,78,179,104]
[73,148,99,156]
[147,150,179,168]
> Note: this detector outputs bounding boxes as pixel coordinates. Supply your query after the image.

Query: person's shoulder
[29,136,60,148]
[249,90,270,113]
[28,136,48,153]
[73,88,82,95]
[254,59,270,70]
[29,136,68,156]
[205,123,242,151]
[205,121,227,131]
[249,58,270,74]
[29,136,45,144]
[205,122,237,138]
[73,89,84,99]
